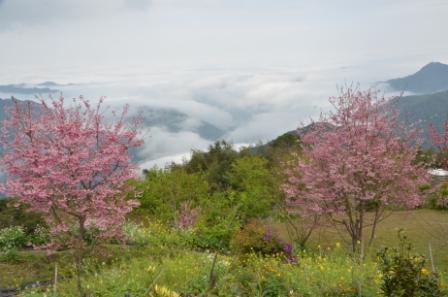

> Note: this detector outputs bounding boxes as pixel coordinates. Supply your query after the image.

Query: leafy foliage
[0,226,26,252]
[225,156,279,222]
[136,142,287,252]
[135,168,209,224]
[183,140,246,191]
[191,192,241,251]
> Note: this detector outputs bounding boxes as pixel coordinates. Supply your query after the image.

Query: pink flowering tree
[429,121,448,169]
[0,97,142,294]
[283,88,428,253]
[175,201,200,230]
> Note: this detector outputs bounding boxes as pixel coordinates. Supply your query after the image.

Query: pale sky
[1,0,447,168]
[1,0,447,77]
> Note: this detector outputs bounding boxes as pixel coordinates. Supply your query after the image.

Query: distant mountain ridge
[388,90,448,145]
[271,87,448,148]
[386,62,448,94]
[0,84,58,95]
[0,97,40,124]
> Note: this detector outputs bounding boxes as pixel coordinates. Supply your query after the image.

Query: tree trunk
[75,216,87,297]
[75,250,86,297]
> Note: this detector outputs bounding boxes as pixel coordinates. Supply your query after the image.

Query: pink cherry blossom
[1,96,143,247]
[429,121,448,169]
[283,88,429,252]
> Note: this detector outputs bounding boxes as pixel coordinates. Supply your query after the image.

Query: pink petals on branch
[0,96,143,247]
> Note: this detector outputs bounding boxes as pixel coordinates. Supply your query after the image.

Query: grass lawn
[283,209,448,270]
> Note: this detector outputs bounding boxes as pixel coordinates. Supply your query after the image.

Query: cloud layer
[0,65,397,168]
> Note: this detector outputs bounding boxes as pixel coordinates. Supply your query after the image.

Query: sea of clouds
[0,63,413,170]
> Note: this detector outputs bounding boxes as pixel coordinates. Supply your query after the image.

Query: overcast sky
[1,0,447,77]
[1,0,447,168]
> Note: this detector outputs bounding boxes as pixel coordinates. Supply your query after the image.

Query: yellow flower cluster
[152,285,180,297]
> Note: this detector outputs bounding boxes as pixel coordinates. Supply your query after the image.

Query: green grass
[307,209,448,270]
[0,250,62,288]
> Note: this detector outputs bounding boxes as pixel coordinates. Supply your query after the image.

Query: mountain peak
[419,61,448,73]
[387,62,448,94]
[424,61,445,67]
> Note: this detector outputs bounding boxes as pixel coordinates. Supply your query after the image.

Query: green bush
[134,168,209,224]
[378,231,444,297]
[28,224,50,246]
[184,140,242,191]
[426,182,448,209]
[0,226,27,251]
[123,220,195,252]
[192,219,239,252]
[231,219,284,256]
[123,221,151,247]
[224,156,279,222]
[0,198,46,234]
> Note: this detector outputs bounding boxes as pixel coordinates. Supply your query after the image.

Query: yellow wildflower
[421,267,429,275]
[152,285,180,297]
[146,265,156,273]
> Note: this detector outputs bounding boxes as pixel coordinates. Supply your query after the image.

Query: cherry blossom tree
[283,88,428,253]
[0,97,143,295]
[429,121,448,169]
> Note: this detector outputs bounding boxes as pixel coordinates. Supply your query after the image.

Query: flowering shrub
[378,232,444,297]
[231,219,281,255]
[175,201,200,230]
[231,219,295,262]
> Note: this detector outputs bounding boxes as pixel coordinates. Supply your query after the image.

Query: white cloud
[137,127,210,161]
[139,152,191,171]
[2,65,414,166]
